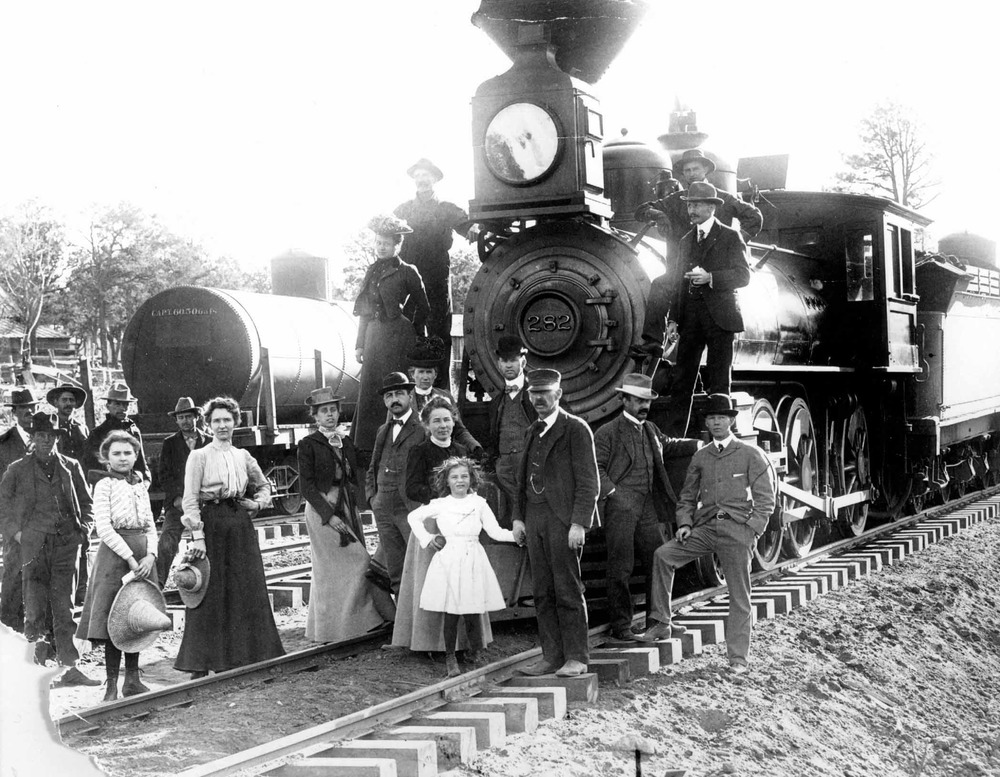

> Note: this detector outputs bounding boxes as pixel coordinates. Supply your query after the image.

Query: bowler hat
[407,157,444,182]
[175,556,211,609]
[368,214,413,237]
[30,411,67,436]
[681,181,724,205]
[495,335,528,359]
[305,386,344,407]
[704,393,739,417]
[168,397,203,416]
[107,578,171,653]
[615,373,658,400]
[102,382,137,403]
[380,371,416,395]
[4,388,38,408]
[526,368,562,391]
[407,336,445,369]
[677,148,716,174]
[45,383,87,407]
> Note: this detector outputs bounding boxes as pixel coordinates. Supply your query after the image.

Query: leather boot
[121,669,150,697]
[445,653,460,678]
[103,671,119,703]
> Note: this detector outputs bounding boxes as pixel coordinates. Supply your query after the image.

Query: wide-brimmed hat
[168,397,203,416]
[407,158,444,182]
[527,368,562,391]
[681,181,724,205]
[677,148,716,174]
[107,578,171,653]
[102,382,137,403]
[495,335,528,359]
[4,388,38,408]
[305,386,344,407]
[45,383,87,406]
[408,336,446,369]
[368,214,413,237]
[380,371,416,395]
[615,373,658,400]
[174,556,211,608]
[30,411,67,436]
[704,393,739,417]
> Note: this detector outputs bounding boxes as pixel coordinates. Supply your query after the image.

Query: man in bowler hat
[156,397,210,585]
[0,388,38,631]
[594,374,700,641]
[366,372,426,595]
[513,369,599,678]
[394,158,479,384]
[486,335,537,524]
[638,394,776,673]
[0,411,99,685]
[84,381,150,482]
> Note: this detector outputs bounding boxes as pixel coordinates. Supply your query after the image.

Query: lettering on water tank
[151,307,219,317]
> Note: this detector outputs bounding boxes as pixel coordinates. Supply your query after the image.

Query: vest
[618,423,655,494]
[498,394,531,456]
[375,427,415,492]
[525,430,548,505]
[31,460,73,535]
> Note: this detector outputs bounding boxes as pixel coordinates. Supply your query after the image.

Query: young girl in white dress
[406,456,515,677]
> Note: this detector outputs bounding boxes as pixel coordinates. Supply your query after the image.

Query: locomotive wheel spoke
[694,553,725,588]
[780,398,819,558]
[750,399,782,570]
[836,406,870,538]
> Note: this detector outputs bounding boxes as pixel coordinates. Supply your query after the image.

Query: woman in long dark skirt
[174,396,283,677]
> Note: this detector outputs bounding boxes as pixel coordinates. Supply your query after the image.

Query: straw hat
[614,373,658,400]
[107,578,171,653]
[174,556,211,608]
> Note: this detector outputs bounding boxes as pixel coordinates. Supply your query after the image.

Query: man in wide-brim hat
[156,397,210,586]
[594,374,700,641]
[84,381,150,482]
[0,388,38,632]
[638,394,776,675]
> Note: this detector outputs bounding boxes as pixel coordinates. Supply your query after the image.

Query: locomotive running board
[779,482,871,524]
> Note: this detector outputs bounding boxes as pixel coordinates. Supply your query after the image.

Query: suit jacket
[354,257,430,349]
[366,412,427,501]
[158,429,211,507]
[594,414,700,522]
[486,385,537,461]
[85,415,151,483]
[638,188,763,245]
[0,453,94,550]
[56,417,89,463]
[297,432,364,536]
[0,425,29,479]
[670,220,750,333]
[514,409,599,529]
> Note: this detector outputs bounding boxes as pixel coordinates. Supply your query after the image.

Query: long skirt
[351,316,417,453]
[304,502,395,642]
[174,502,284,672]
[391,516,492,652]
[76,530,154,642]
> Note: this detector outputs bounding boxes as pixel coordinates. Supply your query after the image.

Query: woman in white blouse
[173,396,284,677]
[76,430,159,701]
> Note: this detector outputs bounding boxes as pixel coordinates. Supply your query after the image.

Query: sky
[1,0,997,277]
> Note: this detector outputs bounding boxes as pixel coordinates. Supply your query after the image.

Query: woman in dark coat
[298,387,394,642]
[351,213,430,454]
[174,396,284,676]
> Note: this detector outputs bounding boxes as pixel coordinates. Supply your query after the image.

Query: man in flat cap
[84,382,150,483]
[513,369,599,678]
[156,397,210,585]
[638,394,776,674]
[594,374,700,641]
[394,158,479,384]
[0,388,38,631]
[486,335,537,524]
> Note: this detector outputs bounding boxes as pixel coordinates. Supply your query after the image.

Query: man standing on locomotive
[513,369,599,678]
[637,393,776,673]
[594,374,700,641]
[486,335,536,526]
[394,158,478,385]
[655,181,752,437]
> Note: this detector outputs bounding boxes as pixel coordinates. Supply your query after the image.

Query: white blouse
[93,476,158,561]
[181,441,272,531]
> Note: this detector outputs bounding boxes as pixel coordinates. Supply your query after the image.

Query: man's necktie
[530,419,546,436]
[717,443,725,453]
[697,229,704,244]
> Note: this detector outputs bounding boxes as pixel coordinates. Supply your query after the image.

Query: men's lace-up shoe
[54,666,101,687]
[635,621,687,642]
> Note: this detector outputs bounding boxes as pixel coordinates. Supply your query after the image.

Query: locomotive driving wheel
[266,455,304,516]
[750,398,783,570]
[834,405,870,537]
[779,398,819,558]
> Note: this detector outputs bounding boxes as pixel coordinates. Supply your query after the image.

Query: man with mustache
[593,374,700,641]
[366,372,426,595]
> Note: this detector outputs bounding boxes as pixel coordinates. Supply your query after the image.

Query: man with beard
[0,411,99,685]
[366,372,426,595]
[84,382,150,482]
[593,374,700,641]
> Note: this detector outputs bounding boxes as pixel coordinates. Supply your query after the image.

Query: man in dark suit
[405,336,482,454]
[83,382,151,482]
[652,181,752,436]
[156,396,210,585]
[487,335,537,525]
[594,374,700,641]
[366,372,427,595]
[512,369,599,678]
[0,388,38,632]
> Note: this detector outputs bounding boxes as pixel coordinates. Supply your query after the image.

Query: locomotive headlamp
[484,102,562,185]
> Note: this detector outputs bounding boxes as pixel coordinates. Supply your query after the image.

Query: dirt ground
[3,514,999,777]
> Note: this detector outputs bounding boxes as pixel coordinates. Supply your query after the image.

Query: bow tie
[505,385,520,396]
[392,419,405,427]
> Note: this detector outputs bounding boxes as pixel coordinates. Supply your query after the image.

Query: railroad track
[75,487,996,777]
